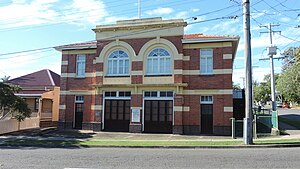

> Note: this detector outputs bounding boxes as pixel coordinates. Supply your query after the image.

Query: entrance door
[144,100,173,133]
[74,103,83,129]
[104,100,130,132]
[201,104,213,134]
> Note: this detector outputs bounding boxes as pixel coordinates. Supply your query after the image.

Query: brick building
[56,17,239,135]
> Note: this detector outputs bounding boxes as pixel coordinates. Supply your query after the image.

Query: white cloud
[280,17,291,23]
[63,0,108,26]
[0,0,108,29]
[175,11,188,19]
[192,8,199,12]
[145,7,174,16]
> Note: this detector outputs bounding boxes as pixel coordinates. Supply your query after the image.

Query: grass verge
[279,117,300,129]
[254,139,300,145]
[2,139,243,147]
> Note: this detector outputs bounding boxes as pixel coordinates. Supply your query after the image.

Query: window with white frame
[200,49,213,74]
[76,55,86,77]
[107,50,129,76]
[147,48,171,75]
[144,91,173,98]
[104,91,131,98]
[75,96,84,103]
[200,96,213,104]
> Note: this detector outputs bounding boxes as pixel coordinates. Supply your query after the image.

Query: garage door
[144,100,173,133]
[104,100,130,132]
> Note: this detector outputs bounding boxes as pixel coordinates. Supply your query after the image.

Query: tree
[0,82,31,130]
[277,47,300,104]
[232,82,242,90]
[1,75,11,83]
[253,74,279,104]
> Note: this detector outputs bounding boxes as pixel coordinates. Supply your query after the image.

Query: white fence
[0,117,40,135]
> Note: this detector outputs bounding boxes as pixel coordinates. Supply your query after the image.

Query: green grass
[2,139,243,147]
[254,139,300,145]
[279,117,300,129]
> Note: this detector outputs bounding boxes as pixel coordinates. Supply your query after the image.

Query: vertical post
[270,55,277,111]
[243,0,253,144]
[138,0,141,19]
[253,115,257,139]
[231,118,236,139]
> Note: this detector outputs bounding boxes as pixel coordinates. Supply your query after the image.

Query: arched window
[147,48,171,75]
[107,50,129,76]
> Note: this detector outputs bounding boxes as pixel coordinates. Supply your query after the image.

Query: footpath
[0,128,300,148]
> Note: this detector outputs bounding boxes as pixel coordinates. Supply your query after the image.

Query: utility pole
[259,23,281,112]
[243,0,253,145]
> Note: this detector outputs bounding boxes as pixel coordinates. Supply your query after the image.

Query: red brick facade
[57,18,239,135]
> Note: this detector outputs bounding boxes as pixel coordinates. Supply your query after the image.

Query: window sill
[144,74,172,77]
[75,76,86,79]
[199,73,214,76]
[105,75,130,78]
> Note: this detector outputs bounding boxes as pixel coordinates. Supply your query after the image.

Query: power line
[0,0,203,32]
[0,15,238,57]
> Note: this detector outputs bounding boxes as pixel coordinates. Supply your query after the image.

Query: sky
[0,0,299,87]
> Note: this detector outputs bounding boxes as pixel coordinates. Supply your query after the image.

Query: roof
[8,69,60,87]
[55,41,97,51]
[183,33,240,42]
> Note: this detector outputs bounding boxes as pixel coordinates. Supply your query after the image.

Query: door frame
[200,96,214,134]
[73,96,84,129]
[142,91,174,132]
[101,91,131,130]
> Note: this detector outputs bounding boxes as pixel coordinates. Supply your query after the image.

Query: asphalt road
[0,147,299,169]
[277,108,300,117]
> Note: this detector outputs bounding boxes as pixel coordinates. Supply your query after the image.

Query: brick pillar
[129,94,143,133]
[173,95,184,134]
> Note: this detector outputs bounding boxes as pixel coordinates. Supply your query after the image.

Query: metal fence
[231,108,278,139]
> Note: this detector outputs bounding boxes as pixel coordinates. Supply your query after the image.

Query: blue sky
[0,0,299,87]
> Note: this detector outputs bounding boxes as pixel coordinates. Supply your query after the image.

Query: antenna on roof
[138,0,141,19]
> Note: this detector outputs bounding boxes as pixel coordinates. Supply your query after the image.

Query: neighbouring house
[55,17,239,135]
[7,69,60,127]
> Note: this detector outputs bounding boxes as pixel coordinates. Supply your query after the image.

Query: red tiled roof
[60,41,96,47]
[183,33,238,39]
[8,69,60,87]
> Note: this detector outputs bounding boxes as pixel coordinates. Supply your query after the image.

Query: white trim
[131,71,143,75]
[61,60,68,65]
[46,69,55,86]
[59,105,66,110]
[213,69,232,74]
[15,94,42,97]
[174,106,190,112]
[224,107,233,112]
[91,105,102,111]
[183,55,190,61]
[60,90,95,95]
[183,89,233,95]
[223,54,233,59]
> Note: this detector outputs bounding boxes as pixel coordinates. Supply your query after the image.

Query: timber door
[201,104,213,134]
[144,100,173,133]
[104,100,130,132]
[74,103,83,129]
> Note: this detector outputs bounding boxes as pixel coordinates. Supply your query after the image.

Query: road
[277,108,300,117]
[0,147,299,169]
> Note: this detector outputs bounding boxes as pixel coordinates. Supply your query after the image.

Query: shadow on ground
[0,128,96,149]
